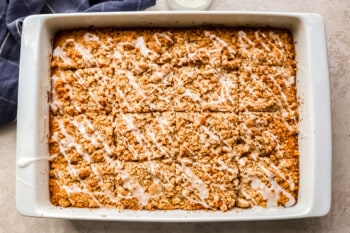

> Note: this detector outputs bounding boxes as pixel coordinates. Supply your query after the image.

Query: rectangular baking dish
[16,12,331,221]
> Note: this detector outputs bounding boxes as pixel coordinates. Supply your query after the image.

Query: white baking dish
[16,12,331,221]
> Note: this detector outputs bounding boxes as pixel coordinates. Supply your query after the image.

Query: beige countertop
[1,0,349,232]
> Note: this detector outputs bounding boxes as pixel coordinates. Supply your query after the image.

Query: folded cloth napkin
[0,0,155,125]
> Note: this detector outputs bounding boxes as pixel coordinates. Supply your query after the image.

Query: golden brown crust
[49,27,298,211]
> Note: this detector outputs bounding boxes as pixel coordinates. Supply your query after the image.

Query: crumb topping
[49,27,299,211]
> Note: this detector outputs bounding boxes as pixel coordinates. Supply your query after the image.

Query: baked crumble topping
[49,27,299,211]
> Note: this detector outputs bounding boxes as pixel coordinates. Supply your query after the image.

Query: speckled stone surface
[1,0,349,232]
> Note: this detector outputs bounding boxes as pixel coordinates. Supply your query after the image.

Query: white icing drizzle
[145,126,168,156]
[215,159,238,175]
[239,117,265,155]
[204,30,236,57]
[218,73,236,104]
[174,66,237,110]
[134,36,158,60]
[185,41,199,63]
[74,43,97,67]
[247,161,296,208]
[154,32,174,46]
[200,125,220,143]
[269,32,284,47]
[119,169,149,206]
[120,114,145,148]
[116,70,157,111]
[260,158,296,191]
[135,36,151,57]
[89,164,120,204]
[53,46,73,65]
[238,158,246,166]
[56,119,91,162]
[118,161,163,206]
[73,70,103,109]
[148,161,163,193]
[255,31,271,51]
[49,74,62,112]
[83,33,99,42]
[238,30,254,54]
[71,116,113,155]
[72,119,99,147]
[284,75,295,87]
[177,163,209,208]
[183,89,201,102]
[121,113,137,131]
[61,183,102,207]
[118,112,176,161]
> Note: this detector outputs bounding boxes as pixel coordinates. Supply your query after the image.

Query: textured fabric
[0,0,155,125]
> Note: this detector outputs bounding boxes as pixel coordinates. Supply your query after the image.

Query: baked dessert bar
[238,66,298,113]
[50,68,116,115]
[236,157,299,208]
[49,27,299,211]
[49,113,116,162]
[115,112,175,161]
[115,64,174,113]
[175,112,239,159]
[173,66,239,112]
[51,29,115,69]
[239,112,299,159]
[175,156,239,211]
[235,29,296,66]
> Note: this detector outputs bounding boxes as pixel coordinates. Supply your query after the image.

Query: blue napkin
[0,0,155,125]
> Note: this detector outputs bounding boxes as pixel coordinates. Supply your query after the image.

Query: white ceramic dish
[16,12,331,222]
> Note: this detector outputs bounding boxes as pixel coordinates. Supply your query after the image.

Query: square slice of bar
[236,156,299,208]
[171,29,220,67]
[235,29,296,66]
[171,28,240,69]
[50,68,116,115]
[115,64,174,113]
[49,156,102,208]
[117,160,176,210]
[115,112,175,161]
[49,113,116,163]
[175,112,239,159]
[238,112,299,159]
[111,29,175,70]
[51,29,115,69]
[238,65,298,113]
[174,156,239,211]
[173,66,238,112]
